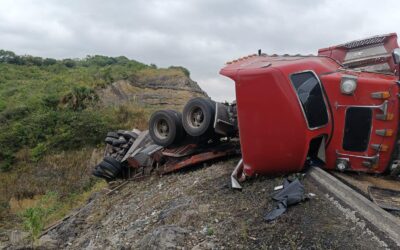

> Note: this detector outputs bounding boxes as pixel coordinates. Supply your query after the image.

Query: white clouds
[0,0,400,101]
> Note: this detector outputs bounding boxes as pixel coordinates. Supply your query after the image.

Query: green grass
[0,50,192,233]
[0,51,190,171]
[20,181,107,241]
[206,227,215,236]
[20,192,58,240]
[0,54,146,170]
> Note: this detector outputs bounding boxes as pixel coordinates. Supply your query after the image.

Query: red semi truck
[221,33,400,184]
[149,33,400,186]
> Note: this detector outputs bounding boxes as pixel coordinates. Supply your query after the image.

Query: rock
[0,232,9,242]
[137,225,189,250]
[37,235,58,249]
[9,230,29,244]
[179,210,199,226]
[131,71,205,94]
[198,204,210,213]
[97,75,207,108]
[158,197,192,221]
[192,241,216,250]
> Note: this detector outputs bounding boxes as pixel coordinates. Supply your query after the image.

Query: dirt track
[17,158,393,249]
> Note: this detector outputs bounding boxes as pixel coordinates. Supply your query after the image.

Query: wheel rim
[154,118,169,139]
[186,107,204,129]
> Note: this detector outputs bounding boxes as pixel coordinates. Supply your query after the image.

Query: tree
[0,50,16,63]
[43,58,57,66]
[62,59,76,68]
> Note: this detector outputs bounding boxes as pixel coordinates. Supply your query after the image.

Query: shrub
[42,95,60,109]
[0,106,31,123]
[206,227,214,236]
[21,192,59,240]
[0,201,10,219]
[0,156,13,172]
[30,143,47,162]
[60,86,98,111]
[169,66,191,77]
[62,59,76,68]
[22,207,45,240]
[43,58,57,66]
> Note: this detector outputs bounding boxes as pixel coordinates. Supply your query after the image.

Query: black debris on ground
[264,178,308,222]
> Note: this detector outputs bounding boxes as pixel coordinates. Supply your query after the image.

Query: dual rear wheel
[182,97,215,137]
[149,110,185,147]
[149,98,216,147]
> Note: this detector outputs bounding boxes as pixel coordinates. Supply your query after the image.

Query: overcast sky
[1,0,400,101]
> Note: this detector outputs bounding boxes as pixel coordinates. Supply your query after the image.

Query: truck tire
[149,110,184,147]
[104,156,122,171]
[117,130,126,135]
[92,168,108,179]
[93,165,114,180]
[112,137,127,147]
[107,132,119,139]
[105,137,115,145]
[99,161,119,177]
[182,97,215,137]
[166,109,185,141]
[121,131,139,140]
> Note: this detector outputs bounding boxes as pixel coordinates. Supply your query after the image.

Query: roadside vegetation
[0,50,191,235]
[0,50,150,171]
[20,182,106,241]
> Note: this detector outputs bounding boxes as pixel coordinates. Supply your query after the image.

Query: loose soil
[11,159,392,249]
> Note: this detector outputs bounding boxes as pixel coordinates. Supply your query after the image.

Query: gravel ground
[12,158,393,249]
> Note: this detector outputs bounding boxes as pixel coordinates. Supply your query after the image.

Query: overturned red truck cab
[221,33,400,181]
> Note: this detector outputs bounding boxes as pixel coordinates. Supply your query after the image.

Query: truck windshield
[290,72,328,128]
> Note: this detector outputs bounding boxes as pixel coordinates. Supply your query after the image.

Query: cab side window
[290,72,329,128]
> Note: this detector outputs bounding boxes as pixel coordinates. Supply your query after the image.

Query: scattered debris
[231,158,244,189]
[106,181,130,196]
[308,192,316,197]
[264,178,308,222]
[137,225,190,250]
[368,186,400,211]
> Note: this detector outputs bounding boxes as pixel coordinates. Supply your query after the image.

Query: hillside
[0,50,206,235]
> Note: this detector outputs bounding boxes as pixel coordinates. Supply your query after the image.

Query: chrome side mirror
[392,48,400,64]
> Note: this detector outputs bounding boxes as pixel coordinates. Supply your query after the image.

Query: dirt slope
[15,159,391,249]
[97,68,207,108]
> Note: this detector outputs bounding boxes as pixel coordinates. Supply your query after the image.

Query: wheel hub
[155,119,169,139]
[189,108,204,128]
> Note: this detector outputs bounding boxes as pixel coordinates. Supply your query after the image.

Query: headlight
[340,76,357,95]
[336,158,349,171]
